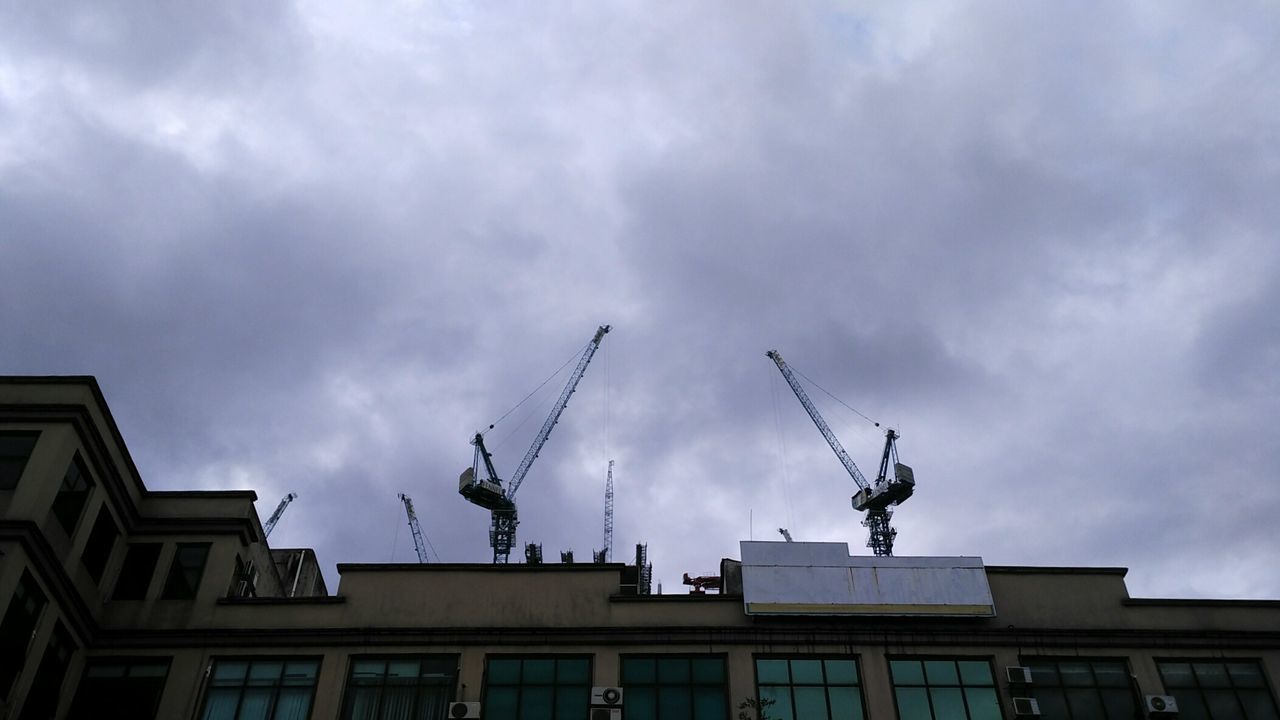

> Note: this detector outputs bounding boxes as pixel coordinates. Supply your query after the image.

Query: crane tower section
[766,350,915,556]
[459,325,611,563]
[263,493,296,538]
[398,493,431,564]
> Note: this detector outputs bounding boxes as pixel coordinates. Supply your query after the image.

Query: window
[51,454,94,534]
[162,543,211,599]
[200,658,321,720]
[66,657,170,720]
[342,655,457,719]
[889,658,1001,720]
[113,543,163,601]
[621,655,728,720]
[1020,658,1137,719]
[755,657,865,720]
[0,431,39,490]
[1158,660,1280,720]
[17,621,76,720]
[483,656,590,720]
[0,570,47,698]
[228,555,259,599]
[79,505,119,583]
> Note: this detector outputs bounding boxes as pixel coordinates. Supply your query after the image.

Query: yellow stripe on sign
[746,603,995,616]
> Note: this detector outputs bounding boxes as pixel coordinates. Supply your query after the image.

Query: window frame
[1156,657,1280,720]
[51,453,95,536]
[79,504,120,584]
[197,655,323,720]
[752,654,868,720]
[481,653,594,720]
[887,655,1003,720]
[16,620,77,720]
[619,652,731,720]
[112,543,164,601]
[1017,656,1139,720]
[0,431,40,491]
[337,653,460,720]
[0,570,49,699]
[161,542,212,600]
[66,655,172,720]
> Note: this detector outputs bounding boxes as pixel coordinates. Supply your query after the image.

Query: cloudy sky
[3,1,1278,599]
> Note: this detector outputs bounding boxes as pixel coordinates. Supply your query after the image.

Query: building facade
[2,376,1279,719]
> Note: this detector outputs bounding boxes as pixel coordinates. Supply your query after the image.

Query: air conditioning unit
[591,686,624,706]
[1146,695,1179,715]
[590,710,622,720]
[1007,666,1033,684]
[1012,697,1041,716]
[447,702,480,719]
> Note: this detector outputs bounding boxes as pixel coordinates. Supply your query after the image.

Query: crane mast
[263,493,296,538]
[460,325,611,563]
[602,460,615,562]
[398,493,431,563]
[766,350,915,556]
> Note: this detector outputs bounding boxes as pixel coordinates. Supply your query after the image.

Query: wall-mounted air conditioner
[447,701,480,718]
[591,686,624,706]
[1012,697,1041,716]
[1006,666,1033,684]
[1146,695,1179,716]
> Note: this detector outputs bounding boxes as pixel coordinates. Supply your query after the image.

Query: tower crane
[459,325,611,563]
[263,493,296,538]
[601,460,615,562]
[398,493,432,563]
[778,528,794,542]
[767,350,915,556]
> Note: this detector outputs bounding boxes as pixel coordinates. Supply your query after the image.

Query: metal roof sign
[740,541,996,617]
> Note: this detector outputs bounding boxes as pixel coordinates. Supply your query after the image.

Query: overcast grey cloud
[3,1,1278,598]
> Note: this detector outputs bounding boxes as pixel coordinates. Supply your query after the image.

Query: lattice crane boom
[602,460,615,562]
[263,492,296,538]
[398,493,430,564]
[767,351,872,492]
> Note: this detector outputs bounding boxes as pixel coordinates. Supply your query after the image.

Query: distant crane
[398,493,431,563]
[778,528,794,542]
[263,493,296,538]
[459,325,611,563]
[602,460,615,562]
[767,350,915,556]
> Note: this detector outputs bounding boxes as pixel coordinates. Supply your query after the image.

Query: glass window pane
[488,659,521,684]
[1100,689,1137,719]
[930,688,966,720]
[1027,663,1058,686]
[628,688,656,720]
[1195,663,1232,688]
[1205,689,1243,717]
[486,687,517,717]
[825,660,858,686]
[957,661,992,686]
[1034,688,1070,719]
[1240,689,1280,720]
[891,660,925,685]
[282,661,319,685]
[760,686,793,720]
[1066,688,1105,717]
[895,688,931,720]
[201,687,240,720]
[791,660,823,685]
[557,685,588,719]
[828,686,863,720]
[387,660,419,680]
[522,659,555,684]
[1229,663,1267,689]
[794,686,827,718]
[1172,693,1211,720]
[1058,662,1091,687]
[964,687,1002,720]
[659,686,690,718]
[1161,663,1196,688]
[691,657,724,684]
[213,661,249,683]
[924,661,959,686]
[345,687,380,720]
[623,658,656,684]
[237,687,273,720]
[692,688,725,720]
[1092,662,1129,688]
[272,687,313,720]
[248,662,283,684]
[520,685,553,720]
[658,658,691,684]
[555,658,589,684]
[757,659,790,685]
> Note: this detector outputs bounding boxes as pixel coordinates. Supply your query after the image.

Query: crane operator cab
[852,462,915,512]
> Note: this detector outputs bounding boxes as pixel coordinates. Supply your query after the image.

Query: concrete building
[2,375,1279,720]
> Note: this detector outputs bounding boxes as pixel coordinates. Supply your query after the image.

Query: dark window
[200,658,321,720]
[67,658,170,720]
[227,555,259,599]
[1021,658,1137,719]
[161,543,211,600]
[622,655,728,720]
[484,656,591,720]
[112,543,162,601]
[79,505,119,584]
[755,657,865,720]
[889,658,1001,720]
[51,454,94,534]
[1158,660,1280,720]
[0,571,48,698]
[342,655,457,719]
[0,431,39,490]
[17,621,77,720]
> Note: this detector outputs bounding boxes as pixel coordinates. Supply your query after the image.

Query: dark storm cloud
[2,1,1278,597]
